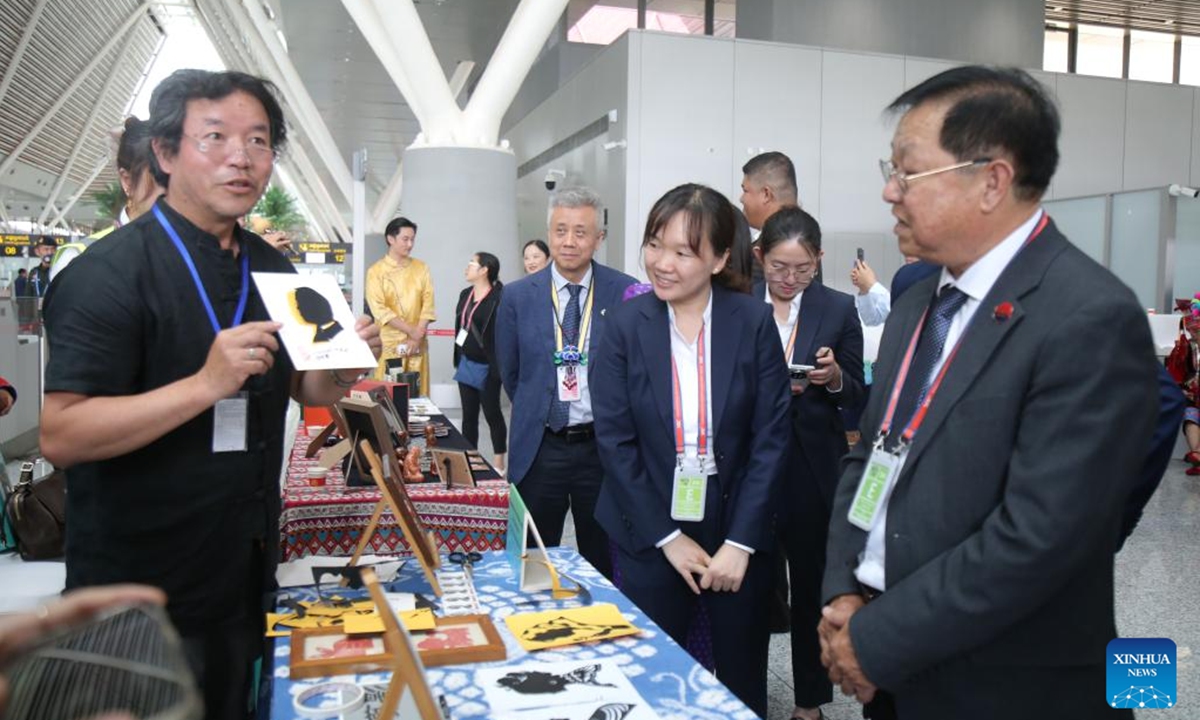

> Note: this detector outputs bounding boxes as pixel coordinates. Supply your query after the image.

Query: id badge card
[556,365,581,402]
[455,328,468,347]
[212,392,249,453]
[847,445,903,530]
[671,458,707,522]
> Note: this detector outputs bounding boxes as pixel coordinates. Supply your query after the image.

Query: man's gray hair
[548,186,606,234]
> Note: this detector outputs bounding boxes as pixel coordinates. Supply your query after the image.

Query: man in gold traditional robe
[366,217,436,396]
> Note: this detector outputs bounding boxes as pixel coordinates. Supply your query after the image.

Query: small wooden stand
[358,441,442,595]
[361,568,444,720]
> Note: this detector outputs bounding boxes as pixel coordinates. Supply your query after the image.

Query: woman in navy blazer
[752,207,864,720]
[593,184,790,717]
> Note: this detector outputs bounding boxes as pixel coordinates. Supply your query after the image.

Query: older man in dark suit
[496,186,637,578]
[820,66,1158,720]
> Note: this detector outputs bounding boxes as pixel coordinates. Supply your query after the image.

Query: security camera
[1170,183,1200,199]
[544,169,566,191]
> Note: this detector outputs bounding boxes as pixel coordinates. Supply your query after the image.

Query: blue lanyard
[153,205,249,335]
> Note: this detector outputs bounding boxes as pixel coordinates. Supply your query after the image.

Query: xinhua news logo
[1107,638,1176,709]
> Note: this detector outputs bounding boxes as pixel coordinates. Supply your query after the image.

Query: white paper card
[477,660,650,715]
[251,272,376,371]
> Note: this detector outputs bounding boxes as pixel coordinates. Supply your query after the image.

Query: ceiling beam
[48,154,110,228]
[194,0,352,240]
[0,0,51,113]
[0,3,150,181]
[38,40,142,224]
[236,0,355,204]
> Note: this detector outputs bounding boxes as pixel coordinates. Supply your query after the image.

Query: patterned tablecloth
[279,422,509,562]
[265,547,756,720]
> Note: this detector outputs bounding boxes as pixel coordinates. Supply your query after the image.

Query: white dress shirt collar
[937,208,1044,302]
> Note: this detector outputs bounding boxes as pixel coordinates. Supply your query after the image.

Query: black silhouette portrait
[291,286,343,343]
[495,664,616,695]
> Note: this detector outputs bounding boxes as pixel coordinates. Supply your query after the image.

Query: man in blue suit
[495,186,638,577]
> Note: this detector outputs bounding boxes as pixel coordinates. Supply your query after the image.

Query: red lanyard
[671,321,708,458]
[784,314,800,362]
[877,213,1049,446]
[460,286,491,332]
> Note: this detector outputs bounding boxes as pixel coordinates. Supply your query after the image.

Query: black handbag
[4,462,66,560]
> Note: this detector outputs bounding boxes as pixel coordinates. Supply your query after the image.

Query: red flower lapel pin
[993,301,1014,322]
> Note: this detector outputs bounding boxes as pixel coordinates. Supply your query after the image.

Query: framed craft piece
[251,272,376,371]
[412,614,505,667]
[334,396,403,488]
[430,448,474,488]
[359,441,442,595]
[289,627,392,680]
[360,568,444,720]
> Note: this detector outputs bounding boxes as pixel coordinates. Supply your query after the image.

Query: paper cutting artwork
[415,624,487,652]
[252,272,376,371]
[505,604,640,651]
[303,634,386,661]
[497,664,616,695]
[291,286,344,343]
[500,702,649,720]
[477,660,651,716]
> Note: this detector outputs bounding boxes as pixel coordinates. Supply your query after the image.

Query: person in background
[29,239,55,297]
[849,258,890,327]
[496,187,637,579]
[754,206,863,720]
[1168,306,1200,475]
[246,216,292,255]
[52,116,165,282]
[523,239,550,274]
[593,183,789,717]
[366,216,436,396]
[11,269,27,297]
[0,375,14,417]
[454,252,507,473]
[740,151,799,232]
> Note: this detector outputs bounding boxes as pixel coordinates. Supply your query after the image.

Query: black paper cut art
[521,616,630,644]
[495,664,617,695]
[292,286,344,343]
[587,704,635,720]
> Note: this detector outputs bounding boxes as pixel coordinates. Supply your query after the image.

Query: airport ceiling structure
[1046,0,1200,36]
[0,0,1197,234]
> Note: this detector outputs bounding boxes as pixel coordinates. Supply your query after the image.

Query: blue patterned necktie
[548,283,582,431]
[886,284,968,450]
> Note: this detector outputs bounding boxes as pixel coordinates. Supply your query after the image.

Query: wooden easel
[358,441,442,595]
[360,568,442,720]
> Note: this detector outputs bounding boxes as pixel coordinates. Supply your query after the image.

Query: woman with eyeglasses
[753,206,864,720]
[593,184,790,717]
[453,252,507,473]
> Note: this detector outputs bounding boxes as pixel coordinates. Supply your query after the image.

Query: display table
[264,547,756,720]
[279,422,508,562]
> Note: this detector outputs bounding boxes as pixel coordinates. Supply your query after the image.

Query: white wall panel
[730,41,823,221]
[507,34,631,272]
[1121,82,1194,193]
[903,57,958,91]
[818,51,904,235]
[632,33,736,271]
[1055,75,1126,199]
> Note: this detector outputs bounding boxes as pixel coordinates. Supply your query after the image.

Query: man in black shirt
[40,70,380,720]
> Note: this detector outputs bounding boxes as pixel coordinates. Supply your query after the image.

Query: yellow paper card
[504,603,640,651]
[265,612,295,637]
[342,608,436,635]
